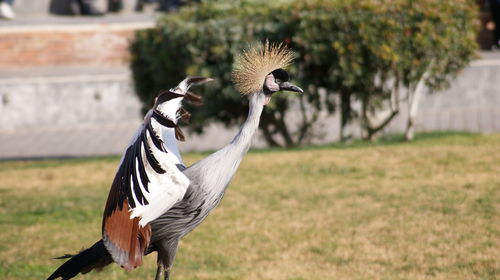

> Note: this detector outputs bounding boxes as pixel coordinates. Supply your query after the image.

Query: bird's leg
[156,239,179,280]
[155,266,164,280]
[154,264,171,280]
[154,263,171,280]
[155,255,165,280]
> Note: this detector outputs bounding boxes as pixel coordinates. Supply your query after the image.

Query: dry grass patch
[0,133,498,279]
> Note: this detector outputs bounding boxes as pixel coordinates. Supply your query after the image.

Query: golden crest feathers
[232,41,296,95]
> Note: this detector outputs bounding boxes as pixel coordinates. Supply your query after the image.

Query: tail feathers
[47,240,112,280]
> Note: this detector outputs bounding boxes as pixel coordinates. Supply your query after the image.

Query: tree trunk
[340,91,352,141]
[361,94,372,141]
[276,111,295,147]
[260,122,281,147]
[405,83,422,141]
[362,80,400,141]
[405,64,432,141]
[297,94,319,144]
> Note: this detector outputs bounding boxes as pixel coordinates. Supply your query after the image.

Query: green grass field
[0,133,499,280]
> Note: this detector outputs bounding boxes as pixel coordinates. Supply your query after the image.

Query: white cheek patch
[265,74,280,92]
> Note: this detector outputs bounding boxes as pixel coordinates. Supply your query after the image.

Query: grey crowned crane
[47,41,303,280]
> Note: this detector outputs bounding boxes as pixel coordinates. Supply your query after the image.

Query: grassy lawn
[0,133,499,280]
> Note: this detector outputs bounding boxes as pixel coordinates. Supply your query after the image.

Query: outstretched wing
[102,92,190,271]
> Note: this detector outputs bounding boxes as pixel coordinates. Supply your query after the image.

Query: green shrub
[130,0,478,146]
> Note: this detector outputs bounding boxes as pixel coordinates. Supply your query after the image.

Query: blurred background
[0,1,499,279]
[0,0,498,159]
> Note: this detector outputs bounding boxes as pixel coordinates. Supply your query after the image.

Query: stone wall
[387,58,500,134]
[0,24,150,67]
[284,54,500,143]
[11,0,139,14]
[0,7,498,158]
[0,54,498,139]
[0,68,141,129]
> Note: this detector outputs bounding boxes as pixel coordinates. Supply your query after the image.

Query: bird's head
[232,41,303,105]
[263,68,303,105]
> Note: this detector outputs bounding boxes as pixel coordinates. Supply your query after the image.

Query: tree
[396,0,478,140]
[130,0,478,145]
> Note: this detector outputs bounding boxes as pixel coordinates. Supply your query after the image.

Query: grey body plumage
[149,92,265,279]
[46,42,302,280]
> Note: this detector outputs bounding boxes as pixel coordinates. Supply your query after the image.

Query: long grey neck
[185,92,265,194]
[229,92,265,156]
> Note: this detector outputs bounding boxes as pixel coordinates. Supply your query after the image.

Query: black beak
[279,81,303,93]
